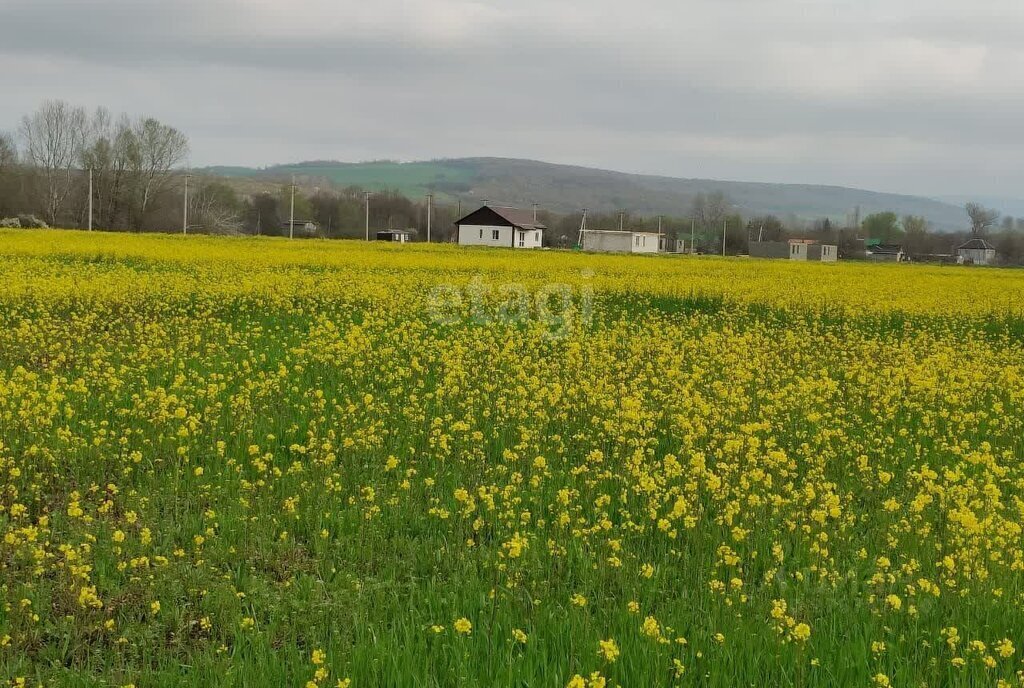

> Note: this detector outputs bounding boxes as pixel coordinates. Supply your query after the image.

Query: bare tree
[18,100,87,225]
[902,215,929,255]
[690,191,731,230]
[79,109,136,229]
[0,131,16,168]
[0,131,20,217]
[965,202,999,236]
[189,179,243,234]
[124,117,189,229]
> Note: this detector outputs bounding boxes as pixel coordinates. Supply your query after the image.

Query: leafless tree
[18,100,87,225]
[189,179,243,234]
[902,215,929,255]
[79,109,135,229]
[124,117,189,229]
[965,202,999,236]
[0,131,20,217]
[690,190,731,230]
[0,131,16,168]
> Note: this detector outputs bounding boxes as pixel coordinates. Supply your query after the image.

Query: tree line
[1,100,189,230]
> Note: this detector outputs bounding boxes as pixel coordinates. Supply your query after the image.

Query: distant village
[367,202,1001,266]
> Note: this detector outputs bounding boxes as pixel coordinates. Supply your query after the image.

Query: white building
[582,229,661,254]
[750,239,837,262]
[956,237,997,265]
[376,230,413,243]
[454,205,545,249]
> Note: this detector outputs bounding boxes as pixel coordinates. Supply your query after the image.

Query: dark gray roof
[957,237,996,250]
[454,205,546,231]
[488,206,546,231]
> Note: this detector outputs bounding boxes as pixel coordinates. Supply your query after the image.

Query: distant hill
[204,157,970,230]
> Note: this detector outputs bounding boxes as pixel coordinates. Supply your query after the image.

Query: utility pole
[364,191,371,241]
[87,167,93,231]
[619,211,624,231]
[722,218,727,256]
[533,203,539,223]
[576,208,588,248]
[183,172,190,234]
[289,175,296,240]
[426,193,433,243]
[690,218,695,254]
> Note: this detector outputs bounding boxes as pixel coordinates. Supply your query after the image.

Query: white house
[454,205,545,249]
[956,237,997,265]
[582,229,661,254]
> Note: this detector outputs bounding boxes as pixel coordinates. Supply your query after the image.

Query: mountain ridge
[204,157,970,231]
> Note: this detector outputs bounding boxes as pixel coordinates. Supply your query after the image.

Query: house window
[478,228,483,239]
[492,229,500,240]
[518,231,525,247]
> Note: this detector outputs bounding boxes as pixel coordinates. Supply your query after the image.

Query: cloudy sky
[2,0,1023,197]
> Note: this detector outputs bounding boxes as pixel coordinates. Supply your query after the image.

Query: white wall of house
[458,224,542,248]
[789,243,809,261]
[583,232,631,253]
[513,227,543,248]
[583,231,659,253]
[458,224,513,247]
[630,233,659,254]
[810,244,838,262]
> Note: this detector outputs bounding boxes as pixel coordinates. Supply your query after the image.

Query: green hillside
[205,161,475,200]
[204,157,969,230]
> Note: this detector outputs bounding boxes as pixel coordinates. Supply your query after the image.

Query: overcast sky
[2,0,1023,197]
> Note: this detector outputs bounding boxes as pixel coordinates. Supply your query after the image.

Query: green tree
[862,212,902,243]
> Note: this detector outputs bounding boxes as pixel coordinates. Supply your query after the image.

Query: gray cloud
[2,0,1023,197]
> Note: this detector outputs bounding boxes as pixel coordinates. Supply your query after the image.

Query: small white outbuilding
[581,229,661,254]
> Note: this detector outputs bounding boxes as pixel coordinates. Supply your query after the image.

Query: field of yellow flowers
[2,229,1024,687]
